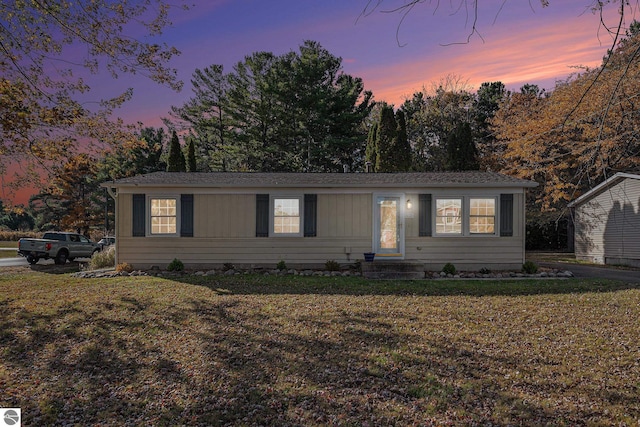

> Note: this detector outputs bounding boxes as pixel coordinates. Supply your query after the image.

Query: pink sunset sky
[2,1,635,204]
[110,0,625,126]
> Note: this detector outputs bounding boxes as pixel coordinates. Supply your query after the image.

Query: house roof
[568,172,640,208]
[103,171,537,189]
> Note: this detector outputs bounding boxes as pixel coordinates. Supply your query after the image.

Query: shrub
[522,261,538,274]
[325,260,340,271]
[223,262,235,271]
[276,260,287,271]
[115,262,133,273]
[167,258,184,272]
[88,246,115,270]
[442,263,457,275]
[479,267,491,275]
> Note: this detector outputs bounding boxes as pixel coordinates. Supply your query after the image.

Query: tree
[394,110,412,171]
[187,138,197,172]
[167,131,186,172]
[446,122,478,171]
[400,78,475,171]
[491,27,640,210]
[169,65,232,171]
[374,105,398,172]
[0,200,34,231]
[365,121,379,170]
[474,81,506,162]
[170,41,374,173]
[1,1,184,189]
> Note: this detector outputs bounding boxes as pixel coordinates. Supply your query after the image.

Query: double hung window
[273,198,301,235]
[150,198,177,235]
[433,196,497,236]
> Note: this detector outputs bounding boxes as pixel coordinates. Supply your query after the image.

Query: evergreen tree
[394,110,411,171]
[365,121,378,170]
[167,130,186,172]
[375,105,397,172]
[187,138,197,172]
[445,122,478,171]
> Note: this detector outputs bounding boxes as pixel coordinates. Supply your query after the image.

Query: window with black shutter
[256,194,269,237]
[132,194,145,237]
[419,194,432,237]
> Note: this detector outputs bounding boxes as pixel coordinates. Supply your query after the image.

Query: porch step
[361,261,426,280]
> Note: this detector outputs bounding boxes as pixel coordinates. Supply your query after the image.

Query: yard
[1,270,639,426]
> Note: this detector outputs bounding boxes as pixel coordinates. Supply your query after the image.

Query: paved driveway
[540,262,640,284]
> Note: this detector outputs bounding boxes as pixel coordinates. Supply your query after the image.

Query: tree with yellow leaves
[491,25,640,211]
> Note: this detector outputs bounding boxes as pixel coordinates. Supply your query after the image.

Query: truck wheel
[55,250,68,265]
[26,255,38,265]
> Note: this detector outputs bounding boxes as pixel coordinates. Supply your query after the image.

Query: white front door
[374,195,404,258]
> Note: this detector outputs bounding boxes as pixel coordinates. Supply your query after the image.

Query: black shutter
[419,194,432,237]
[132,194,145,237]
[500,194,514,237]
[304,194,317,237]
[181,194,194,237]
[256,194,269,237]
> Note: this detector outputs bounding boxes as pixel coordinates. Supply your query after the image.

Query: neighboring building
[568,172,640,268]
[102,171,537,271]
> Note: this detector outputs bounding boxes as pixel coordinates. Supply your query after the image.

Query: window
[436,198,462,234]
[150,198,177,235]
[433,196,499,236]
[470,198,496,234]
[273,197,301,235]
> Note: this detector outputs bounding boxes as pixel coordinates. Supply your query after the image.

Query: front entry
[374,196,404,258]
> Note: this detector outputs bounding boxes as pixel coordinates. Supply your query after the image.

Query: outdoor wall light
[406,199,412,210]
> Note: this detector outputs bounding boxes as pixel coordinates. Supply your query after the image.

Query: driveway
[540,261,640,284]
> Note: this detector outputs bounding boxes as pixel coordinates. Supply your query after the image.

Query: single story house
[102,171,537,271]
[568,172,640,267]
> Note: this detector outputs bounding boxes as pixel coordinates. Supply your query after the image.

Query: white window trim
[270,195,304,237]
[433,195,499,237]
[147,195,180,237]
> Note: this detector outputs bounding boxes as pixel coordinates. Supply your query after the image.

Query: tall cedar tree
[167,131,186,172]
[375,106,398,172]
[394,110,411,171]
[446,122,478,171]
[365,122,378,170]
[187,138,197,172]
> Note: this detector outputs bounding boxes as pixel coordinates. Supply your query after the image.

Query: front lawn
[1,272,639,426]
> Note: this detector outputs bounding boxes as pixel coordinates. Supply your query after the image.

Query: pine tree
[187,138,197,172]
[167,130,186,172]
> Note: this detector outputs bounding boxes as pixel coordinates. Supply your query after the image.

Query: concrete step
[361,261,425,280]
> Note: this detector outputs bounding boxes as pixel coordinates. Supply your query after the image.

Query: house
[568,172,640,267]
[102,171,537,271]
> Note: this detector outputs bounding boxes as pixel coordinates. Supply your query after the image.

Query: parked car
[97,236,115,250]
[18,231,100,265]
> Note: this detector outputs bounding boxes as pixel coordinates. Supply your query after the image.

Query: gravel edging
[71,267,574,279]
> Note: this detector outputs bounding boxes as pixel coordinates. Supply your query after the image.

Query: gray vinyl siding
[574,177,640,266]
[116,191,528,270]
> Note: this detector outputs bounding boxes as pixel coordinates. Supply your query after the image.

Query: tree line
[3,27,640,250]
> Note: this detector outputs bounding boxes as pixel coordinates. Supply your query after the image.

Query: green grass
[1,271,639,426]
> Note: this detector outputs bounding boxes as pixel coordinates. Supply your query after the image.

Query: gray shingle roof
[104,171,537,189]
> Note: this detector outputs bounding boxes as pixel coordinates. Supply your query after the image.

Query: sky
[108,0,624,127]
[3,0,634,204]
